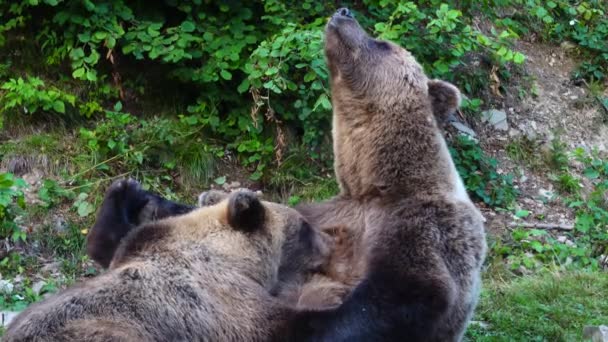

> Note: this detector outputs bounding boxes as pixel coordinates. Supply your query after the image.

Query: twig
[508,222,574,231]
[65,154,123,182]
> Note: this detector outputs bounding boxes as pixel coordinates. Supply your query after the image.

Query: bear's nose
[335,7,353,18]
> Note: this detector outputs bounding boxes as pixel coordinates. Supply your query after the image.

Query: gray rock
[32,280,46,295]
[1,311,20,327]
[481,109,509,131]
[560,41,577,50]
[583,325,608,342]
[53,215,68,234]
[450,122,477,137]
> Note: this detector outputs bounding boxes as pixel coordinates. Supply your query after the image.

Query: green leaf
[72,68,85,78]
[220,69,232,80]
[237,79,250,94]
[94,31,107,41]
[107,36,116,49]
[515,210,531,218]
[77,32,91,43]
[77,201,94,217]
[513,52,525,64]
[86,70,97,82]
[181,21,196,33]
[52,100,65,113]
[214,176,226,185]
[83,0,95,11]
[114,101,122,112]
[584,168,600,179]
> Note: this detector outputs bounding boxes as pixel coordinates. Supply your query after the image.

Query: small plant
[0,173,27,243]
[506,136,542,169]
[449,135,518,208]
[38,179,74,208]
[0,76,76,127]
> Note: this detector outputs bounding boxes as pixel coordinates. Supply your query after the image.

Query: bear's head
[324,8,461,122]
[197,190,333,292]
[104,187,331,291]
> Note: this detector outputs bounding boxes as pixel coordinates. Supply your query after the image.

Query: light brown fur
[293,9,487,341]
[5,184,329,342]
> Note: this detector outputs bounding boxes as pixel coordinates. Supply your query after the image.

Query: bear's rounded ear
[427,79,461,124]
[227,191,266,232]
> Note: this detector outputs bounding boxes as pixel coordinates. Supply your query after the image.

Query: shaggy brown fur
[293,8,487,341]
[4,180,330,342]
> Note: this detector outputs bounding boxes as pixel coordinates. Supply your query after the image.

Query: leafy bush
[0,0,528,180]
[485,0,608,81]
[449,135,518,208]
[0,173,26,243]
[0,76,76,127]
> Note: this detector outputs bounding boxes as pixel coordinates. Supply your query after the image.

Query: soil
[455,41,608,236]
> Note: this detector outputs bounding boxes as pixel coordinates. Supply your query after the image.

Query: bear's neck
[332,97,463,200]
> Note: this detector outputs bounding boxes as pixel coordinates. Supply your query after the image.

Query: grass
[506,136,544,170]
[467,270,608,341]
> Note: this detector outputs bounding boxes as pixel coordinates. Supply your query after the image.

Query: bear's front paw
[104,179,149,216]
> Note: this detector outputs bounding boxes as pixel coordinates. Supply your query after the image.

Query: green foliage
[468,271,608,340]
[38,179,74,208]
[494,145,608,272]
[0,0,531,180]
[0,76,76,126]
[449,135,518,208]
[369,1,525,76]
[0,173,27,243]
[487,0,608,81]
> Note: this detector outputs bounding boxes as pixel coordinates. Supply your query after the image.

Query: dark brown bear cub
[4,180,330,342]
[293,8,487,341]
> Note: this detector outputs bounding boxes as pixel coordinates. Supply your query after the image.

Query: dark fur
[5,180,330,341]
[86,179,194,268]
[291,9,487,341]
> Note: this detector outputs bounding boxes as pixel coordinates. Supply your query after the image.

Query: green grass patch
[467,271,608,341]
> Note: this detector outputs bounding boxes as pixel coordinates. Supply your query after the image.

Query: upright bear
[4,180,330,341]
[294,8,487,341]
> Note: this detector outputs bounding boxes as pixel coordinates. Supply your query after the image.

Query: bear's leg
[86,179,194,268]
[295,197,364,235]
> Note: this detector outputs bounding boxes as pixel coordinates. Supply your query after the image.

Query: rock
[450,122,477,137]
[583,325,608,342]
[509,128,521,137]
[560,41,577,50]
[41,261,62,275]
[538,188,554,200]
[53,215,68,234]
[32,280,46,295]
[481,109,509,131]
[1,311,21,327]
[0,280,14,294]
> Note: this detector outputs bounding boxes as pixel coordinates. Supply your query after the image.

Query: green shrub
[0,173,27,243]
[0,0,528,179]
[449,135,518,208]
[0,76,76,127]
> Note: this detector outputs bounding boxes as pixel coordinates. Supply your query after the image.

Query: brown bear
[4,180,331,342]
[291,7,487,341]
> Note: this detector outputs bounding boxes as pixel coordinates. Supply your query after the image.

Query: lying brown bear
[4,180,331,341]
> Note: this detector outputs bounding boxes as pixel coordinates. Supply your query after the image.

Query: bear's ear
[198,190,228,207]
[427,79,461,123]
[227,191,266,232]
